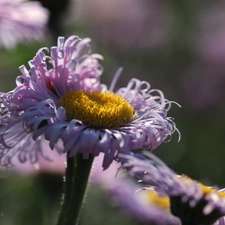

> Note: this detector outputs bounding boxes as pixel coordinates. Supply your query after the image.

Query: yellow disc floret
[147,190,170,209]
[198,183,225,198]
[179,174,225,199]
[59,90,138,129]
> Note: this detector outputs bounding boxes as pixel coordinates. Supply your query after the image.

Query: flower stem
[57,153,94,225]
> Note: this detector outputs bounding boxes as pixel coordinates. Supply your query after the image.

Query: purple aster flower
[214,216,225,225]
[0,35,179,170]
[0,0,48,48]
[91,154,180,225]
[120,152,225,225]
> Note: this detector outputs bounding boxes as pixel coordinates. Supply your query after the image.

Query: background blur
[0,0,225,224]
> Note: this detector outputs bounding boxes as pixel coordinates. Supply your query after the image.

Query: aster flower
[214,216,225,225]
[0,0,48,48]
[91,153,180,225]
[120,152,225,225]
[0,35,178,170]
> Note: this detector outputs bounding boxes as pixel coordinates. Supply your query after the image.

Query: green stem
[57,153,94,225]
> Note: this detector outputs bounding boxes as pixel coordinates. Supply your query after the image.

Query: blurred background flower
[120,152,225,225]
[75,0,176,52]
[0,0,48,49]
[90,154,181,225]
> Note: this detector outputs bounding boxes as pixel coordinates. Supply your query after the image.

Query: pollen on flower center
[59,90,138,129]
[179,175,225,198]
[147,190,170,209]
[198,183,225,198]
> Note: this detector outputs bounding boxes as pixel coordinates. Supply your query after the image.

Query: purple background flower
[0,0,48,48]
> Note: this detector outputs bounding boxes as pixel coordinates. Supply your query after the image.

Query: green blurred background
[1,0,225,224]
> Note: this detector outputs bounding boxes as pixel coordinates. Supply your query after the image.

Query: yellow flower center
[147,190,170,209]
[59,90,138,129]
[180,175,225,199]
[198,184,225,198]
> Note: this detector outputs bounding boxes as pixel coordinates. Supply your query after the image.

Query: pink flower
[0,0,48,48]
